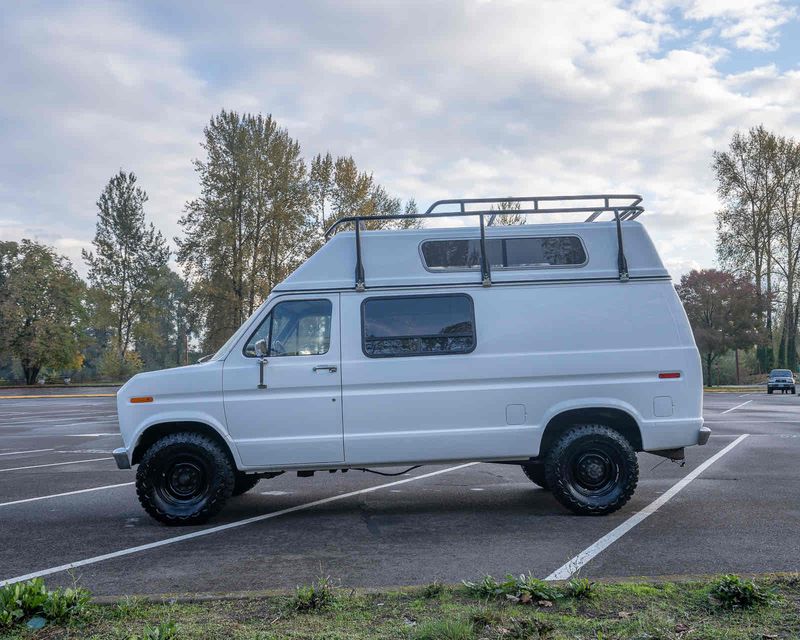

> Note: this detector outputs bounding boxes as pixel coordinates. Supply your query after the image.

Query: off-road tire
[136,432,235,526]
[520,462,549,490]
[232,473,261,496]
[544,424,638,516]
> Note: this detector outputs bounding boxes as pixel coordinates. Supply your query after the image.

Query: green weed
[293,576,335,611]
[709,574,774,609]
[0,578,89,628]
[413,618,476,640]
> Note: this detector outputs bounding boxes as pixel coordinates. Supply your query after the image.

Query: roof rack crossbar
[324,194,643,289]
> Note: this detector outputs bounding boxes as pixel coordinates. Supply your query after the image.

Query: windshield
[770,369,793,377]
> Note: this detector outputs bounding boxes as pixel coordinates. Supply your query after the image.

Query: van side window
[420,236,586,270]
[362,294,475,358]
[244,299,332,357]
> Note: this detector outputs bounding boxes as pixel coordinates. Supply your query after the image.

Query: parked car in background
[767,369,796,394]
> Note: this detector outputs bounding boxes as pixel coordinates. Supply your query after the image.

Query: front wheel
[545,424,638,516]
[136,432,235,525]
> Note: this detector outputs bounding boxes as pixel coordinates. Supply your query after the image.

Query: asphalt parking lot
[0,389,798,597]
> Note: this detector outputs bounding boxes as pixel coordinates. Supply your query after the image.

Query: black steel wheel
[545,424,638,516]
[520,462,549,490]
[232,473,261,496]
[136,432,234,525]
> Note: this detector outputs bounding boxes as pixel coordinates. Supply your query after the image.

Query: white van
[114,195,707,525]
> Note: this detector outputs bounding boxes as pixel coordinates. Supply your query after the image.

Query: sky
[2,0,800,279]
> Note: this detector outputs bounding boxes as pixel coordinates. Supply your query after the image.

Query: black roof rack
[324,194,644,291]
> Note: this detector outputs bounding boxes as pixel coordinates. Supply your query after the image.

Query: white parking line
[545,434,749,581]
[0,449,53,457]
[721,400,752,414]
[0,458,112,473]
[0,462,477,587]
[0,483,134,508]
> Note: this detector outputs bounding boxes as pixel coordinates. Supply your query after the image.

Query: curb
[88,571,800,605]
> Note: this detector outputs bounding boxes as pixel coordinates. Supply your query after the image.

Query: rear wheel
[232,473,261,496]
[768,388,773,394]
[545,424,638,516]
[136,432,234,525]
[520,462,549,490]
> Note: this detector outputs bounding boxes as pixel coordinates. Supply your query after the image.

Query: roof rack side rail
[324,194,644,288]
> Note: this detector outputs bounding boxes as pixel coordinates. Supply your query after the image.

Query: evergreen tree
[83,171,170,366]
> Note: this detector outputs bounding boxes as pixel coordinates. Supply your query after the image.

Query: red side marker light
[130,396,154,404]
[658,372,680,379]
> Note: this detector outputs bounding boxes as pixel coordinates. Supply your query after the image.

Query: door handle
[313,365,338,372]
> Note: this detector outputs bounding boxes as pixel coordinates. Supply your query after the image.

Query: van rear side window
[362,294,476,358]
[420,236,587,271]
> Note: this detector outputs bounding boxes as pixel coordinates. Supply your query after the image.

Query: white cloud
[1,0,799,280]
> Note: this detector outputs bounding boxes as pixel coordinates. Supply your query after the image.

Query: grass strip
[1,573,798,639]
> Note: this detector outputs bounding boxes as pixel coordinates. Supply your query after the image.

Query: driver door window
[244,299,332,357]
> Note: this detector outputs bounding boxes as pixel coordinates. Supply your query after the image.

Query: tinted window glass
[362,295,475,357]
[421,236,586,270]
[244,299,332,357]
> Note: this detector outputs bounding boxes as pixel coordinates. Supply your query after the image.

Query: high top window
[420,236,587,271]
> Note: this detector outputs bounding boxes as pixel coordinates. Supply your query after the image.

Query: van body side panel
[340,281,702,465]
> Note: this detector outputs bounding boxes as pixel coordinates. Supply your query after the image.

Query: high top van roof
[275,220,669,293]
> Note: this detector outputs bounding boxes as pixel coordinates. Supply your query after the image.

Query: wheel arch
[539,406,643,457]
[131,420,238,467]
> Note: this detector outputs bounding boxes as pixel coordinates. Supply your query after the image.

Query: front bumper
[112,447,131,469]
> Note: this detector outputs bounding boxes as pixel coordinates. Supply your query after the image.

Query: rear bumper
[642,418,707,451]
[112,447,131,470]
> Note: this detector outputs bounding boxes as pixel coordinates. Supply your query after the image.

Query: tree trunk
[705,352,713,386]
[735,348,740,385]
[23,364,40,385]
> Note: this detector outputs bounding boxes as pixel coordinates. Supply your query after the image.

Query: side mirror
[254,339,268,358]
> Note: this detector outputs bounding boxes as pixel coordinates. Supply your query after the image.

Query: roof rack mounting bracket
[354,221,366,291]
[479,213,492,287]
[614,210,630,281]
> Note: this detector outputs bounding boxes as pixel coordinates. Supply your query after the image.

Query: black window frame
[242,298,333,358]
[360,293,477,359]
[418,235,588,272]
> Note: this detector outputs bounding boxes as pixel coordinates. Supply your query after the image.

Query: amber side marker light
[658,372,681,379]
[130,396,154,404]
